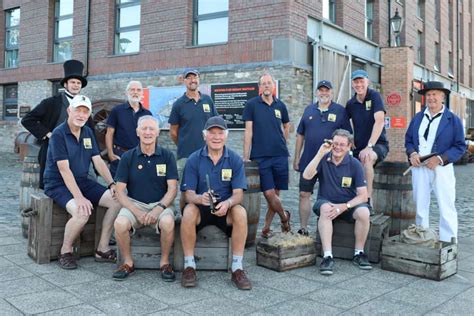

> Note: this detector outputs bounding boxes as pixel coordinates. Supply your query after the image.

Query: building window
[5,8,20,68]
[434,42,440,71]
[435,1,440,31]
[53,0,73,62]
[448,51,454,78]
[416,0,425,20]
[416,31,424,64]
[115,0,141,54]
[3,84,18,120]
[365,0,374,40]
[322,0,336,23]
[193,0,228,46]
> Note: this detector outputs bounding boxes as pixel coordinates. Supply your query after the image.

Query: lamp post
[390,8,403,47]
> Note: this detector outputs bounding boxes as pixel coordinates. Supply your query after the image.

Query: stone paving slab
[5,289,82,314]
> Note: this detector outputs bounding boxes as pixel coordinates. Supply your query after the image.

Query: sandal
[58,252,77,270]
[261,227,274,239]
[95,249,117,263]
[281,210,291,233]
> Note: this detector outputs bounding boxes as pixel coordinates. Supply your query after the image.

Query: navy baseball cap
[204,116,227,130]
[317,80,333,89]
[351,69,369,80]
[183,69,200,78]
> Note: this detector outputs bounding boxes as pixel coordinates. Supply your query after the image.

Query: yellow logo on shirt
[341,177,352,188]
[222,169,232,181]
[328,113,337,122]
[83,138,92,149]
[203,104,210,112]
[365,100,372,111]
[274,109,281,119]
[156,164,166,176]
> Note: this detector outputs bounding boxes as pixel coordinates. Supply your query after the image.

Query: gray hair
[332,129,354,145]
[258,73,275,86]
[137,115,159,129]
[126,80,143,92]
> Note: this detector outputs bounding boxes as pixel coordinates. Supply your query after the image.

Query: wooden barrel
[372,162,415,236]
[242,161,261,247]
[19,155,41,238]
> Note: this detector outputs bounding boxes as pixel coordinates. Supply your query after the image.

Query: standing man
[405,81,465,243]
[243,73,291,238]
[180,116,251,290]
[43,95,121,269]
[294,80,352,236]
[346,70,389,208]
[22,59,89,189]
[106,80,152,177]
[303,129,371,275]
[113,116,178,281]
[168,69,218,175]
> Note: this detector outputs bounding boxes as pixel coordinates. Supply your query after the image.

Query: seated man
[303,129,371,275]
[43,95,121,269]
[180,116,252,290]
[112,115,178,281]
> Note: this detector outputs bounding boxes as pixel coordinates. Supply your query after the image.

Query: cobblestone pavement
[0,151,473,315]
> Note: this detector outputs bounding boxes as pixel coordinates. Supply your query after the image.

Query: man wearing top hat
[22,59,90,189]
[405,81,466,242]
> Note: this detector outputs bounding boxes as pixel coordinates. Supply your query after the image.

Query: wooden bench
[28,192,105,264]
[315,214,390,263]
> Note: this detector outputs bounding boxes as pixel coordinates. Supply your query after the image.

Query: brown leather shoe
[181,267,197,288]
[231,269,252,290]
[281,210,291,233]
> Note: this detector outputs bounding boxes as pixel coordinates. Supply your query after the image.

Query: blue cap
[183,69,200,78]
[351,69,369,80]
[204,116,227,130]
[317,80,333,90]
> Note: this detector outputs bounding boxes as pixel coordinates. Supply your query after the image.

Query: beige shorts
[118,198,175,234]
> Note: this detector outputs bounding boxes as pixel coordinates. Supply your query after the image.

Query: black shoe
[112,263,135,280]
[320,256,334,275]
[160,264,176,282]
[352,252,372,270]
[297,228,309,236]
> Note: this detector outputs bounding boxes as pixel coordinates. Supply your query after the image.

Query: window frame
[3,84,18,120]
[192,0,229,46]
[322,0,336,23]
[5,7,20,68]
[53,0,74,62]
[434,42,440,72]
[114,0,141,55]
[365,0,374,41]
[416,31,424,64]
[416,0,425,20]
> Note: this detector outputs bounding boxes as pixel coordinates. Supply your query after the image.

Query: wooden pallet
[256,233,316,272]
[381,235,458,281]
[315,214,390,263]
[28,192,105,264]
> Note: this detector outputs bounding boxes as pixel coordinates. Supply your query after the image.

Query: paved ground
[0,151,473,315]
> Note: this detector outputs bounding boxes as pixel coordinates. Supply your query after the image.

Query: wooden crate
[117,226,173,269]
[174,224,231,271]
[315,214,390,263]
[381,236,458,281]
[256,233,316,272]
[28,192,105,264]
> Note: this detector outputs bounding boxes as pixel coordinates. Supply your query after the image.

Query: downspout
[388,0,392,47]
[312,37,320,103]
[84,0,91,77]
[456,0,460,93]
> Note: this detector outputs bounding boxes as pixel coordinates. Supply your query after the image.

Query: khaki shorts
[118,198,175,234]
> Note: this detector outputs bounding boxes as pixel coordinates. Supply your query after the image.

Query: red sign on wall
[391,117,407,128]
[386,92,402,106]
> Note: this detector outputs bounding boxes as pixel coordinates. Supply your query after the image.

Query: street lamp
[390,8,403,47]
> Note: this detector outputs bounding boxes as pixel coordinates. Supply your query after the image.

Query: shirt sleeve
[168,102,180,125]
[353,159,367,188]
[50,131,69,162]
[242,102,253,121]
[114,151,130,183]
[231,156,247,191]
[209,97,218,116]
[181,155,198,192]
[106,108,118,128]
[296,110,305,135]
[281,102,290,124]
[372,91,386,114]
[166,151,179,180]
[340,109,353,134]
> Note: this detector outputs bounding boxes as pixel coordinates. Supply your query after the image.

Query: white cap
[70,95,92,112]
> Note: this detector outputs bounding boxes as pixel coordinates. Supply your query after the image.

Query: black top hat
[418,81,450,96]
[60,60,87,88]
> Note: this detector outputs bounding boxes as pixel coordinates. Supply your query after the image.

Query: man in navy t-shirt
[303,129,372,275]
[243,73,291,238]
[346,70,389,208]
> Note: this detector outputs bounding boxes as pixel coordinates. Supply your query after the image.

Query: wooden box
[174,224,231,271]
[117,226,173,269]
[315,214,390,263]
[381,235,458,281]
[256,233,316,272]
[28,192,105,264]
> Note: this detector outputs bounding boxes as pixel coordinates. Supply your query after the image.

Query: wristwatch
[157,202,167,210]
[367,143,374,149]
[346,203,351,210]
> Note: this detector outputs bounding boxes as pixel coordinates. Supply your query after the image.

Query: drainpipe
[388,0,392,47]
[84,0,91,77]
[455,0,460,93]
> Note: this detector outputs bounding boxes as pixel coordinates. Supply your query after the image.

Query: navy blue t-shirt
[316,153,367,203]
[106,102,152,150]
[115,145,178,204]
[346,88,388,151]
[242,96,290,159]
[181,146,247,201]
[296,101,352,172]
[168,93,218,159]
[44,122,100,189]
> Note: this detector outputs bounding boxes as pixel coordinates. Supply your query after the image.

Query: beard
[128,95,141,104]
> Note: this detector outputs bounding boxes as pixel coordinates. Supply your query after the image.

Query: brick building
[0,0,473,164]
